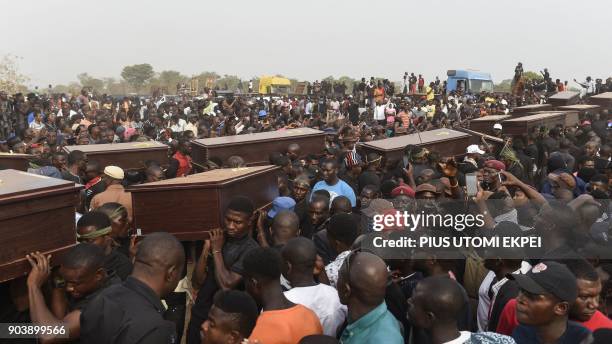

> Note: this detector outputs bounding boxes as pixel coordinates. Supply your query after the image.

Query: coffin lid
[503,112,566,123]
[589,92,612,100]
[193,128,324,147]
[470,115,511,122]
[0,153,35,160]
[0,169,81,203]
[63,141,168,154]
[127,165,280,192]
[557,104,600,110]
[359,128,470,152]
[512,104,553,112]
[548,91,580,100]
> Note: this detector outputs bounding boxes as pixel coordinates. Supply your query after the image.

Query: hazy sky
[2,0,611,87]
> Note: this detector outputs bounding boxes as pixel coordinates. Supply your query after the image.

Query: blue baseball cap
[258,110,267,118]
[268,196,296,218]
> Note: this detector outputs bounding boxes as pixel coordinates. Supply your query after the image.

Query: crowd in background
[1,68,612,344]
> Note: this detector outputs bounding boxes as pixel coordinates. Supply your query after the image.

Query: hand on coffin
[256,210,268,234]
[26,251,52,289]
[210,228,225,253]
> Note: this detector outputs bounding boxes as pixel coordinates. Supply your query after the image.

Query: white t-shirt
[476,271,496,331]
[374,104,386,121]
[284,284,347,336]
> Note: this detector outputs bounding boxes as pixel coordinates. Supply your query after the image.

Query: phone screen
[466,173,478,196]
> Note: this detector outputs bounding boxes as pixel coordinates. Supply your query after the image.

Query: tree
[0,54,29,94]
[121,63,155,91]
[522,71,544,82]
[77,73,104,92]
[495,79,512,92]
[157,70,187,93]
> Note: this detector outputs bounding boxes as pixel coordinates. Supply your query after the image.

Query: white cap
[466,144,485,155]
[493,123,503,130]
[104,166,125,180]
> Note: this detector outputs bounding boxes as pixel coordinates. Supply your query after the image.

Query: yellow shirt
[426,86,434,101]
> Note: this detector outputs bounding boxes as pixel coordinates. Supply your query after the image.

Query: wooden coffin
[192,128,325,167]
[127,165,279,240]
[511,104,553,117]
[502,112,566,136]
[359,128,471,162]
[547,91,580,107]
[588,92,612,109]
[556,104,601,116]
[0,153,34,171]
[0,170,81,282]
[468,115,511,135]
[529,110,580,127]
[63,141,169,171]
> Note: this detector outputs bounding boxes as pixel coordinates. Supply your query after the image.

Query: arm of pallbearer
[192,240,211,289]
[26,252,80,343]
[209,229,243,290]
[255,210,271,248]
[500,170,547,208]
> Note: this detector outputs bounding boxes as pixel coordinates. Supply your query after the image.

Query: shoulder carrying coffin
[0,169,82,282]
[127,165,279,240]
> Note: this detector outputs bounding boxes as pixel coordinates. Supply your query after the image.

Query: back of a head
[213,290,259,338]
[135,232,184,272]
[243,247,282,282]
[331,196,352,214]
[328,213,358,246]
[282,237,316,272]
[299,335,339,344]
[416,276,466,322]
[226,155,245,168]
[272,210,300,238]
[62,243,106,273]
[77,211,111,230]
[347,251,388,306]
[97,202,127,219]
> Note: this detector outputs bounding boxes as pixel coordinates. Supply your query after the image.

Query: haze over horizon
[2,0,611,88]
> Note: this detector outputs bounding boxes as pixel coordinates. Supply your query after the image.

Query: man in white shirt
[574,76,596,96]
[282,238,346,336]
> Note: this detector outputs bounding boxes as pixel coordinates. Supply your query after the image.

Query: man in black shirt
[80,232,185,344]
[188,196,259,344]
[26,244,119,343]
[510,261,591,343]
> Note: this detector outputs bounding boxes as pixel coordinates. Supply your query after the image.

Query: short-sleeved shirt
[284,284,347,336]
[191,234,259,320]
[249,304,323,344]
[311,179,356,207]
[340,302,403,344]
[80,276,177,344]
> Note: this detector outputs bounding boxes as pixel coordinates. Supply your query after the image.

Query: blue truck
[446,69,494,94]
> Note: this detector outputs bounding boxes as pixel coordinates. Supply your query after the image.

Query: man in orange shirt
[245,247,323,343]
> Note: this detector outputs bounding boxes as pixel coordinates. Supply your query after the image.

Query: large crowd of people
[0,67,611,344]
